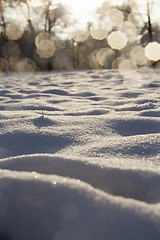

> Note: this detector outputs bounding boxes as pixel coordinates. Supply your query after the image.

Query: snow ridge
[0,69,160,239]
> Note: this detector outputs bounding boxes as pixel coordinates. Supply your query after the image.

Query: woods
[0,0,160,72]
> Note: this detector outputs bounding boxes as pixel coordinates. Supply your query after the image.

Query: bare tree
[20,0,34,31]
[5,0,34,31]
[40,0,69,33]
[146,0,154,42]
[139,0,160,46]
[0,0,7,31]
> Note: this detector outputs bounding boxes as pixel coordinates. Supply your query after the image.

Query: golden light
[106,9,124,27]
[112,56,126,69]
[36,47,55,59]
[90,22,108,40]
[118,21,137,40]
[17,58,36,72]
[96,48,114,67]
[35,33,54,49]
[108,31,127,50]
[145,42,160,61]
[128,12,144,28]
[38,39,54,51]
[9,56,21,71]
[72,29,89,42]
[90,50,101,69]
[97,1,111,16]
[6,22,24,40]
[130,47,148,65]
[35,33,56,58]
[118,59,137,71]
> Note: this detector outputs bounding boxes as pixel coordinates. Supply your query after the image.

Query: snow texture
[0,69,160,240]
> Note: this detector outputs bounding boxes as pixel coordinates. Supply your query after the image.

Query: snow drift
[0,69,160,240]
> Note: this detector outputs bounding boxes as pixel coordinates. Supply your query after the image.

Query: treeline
[0,0,160,72]
[0,30,112,71]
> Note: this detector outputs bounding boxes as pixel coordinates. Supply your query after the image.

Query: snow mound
[0,69,160,239]
[0,154,160,203]
[0,169,160,240]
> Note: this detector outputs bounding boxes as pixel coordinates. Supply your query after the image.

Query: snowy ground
[0,69,160,240]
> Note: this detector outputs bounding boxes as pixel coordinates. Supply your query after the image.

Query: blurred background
[0,0,160,72]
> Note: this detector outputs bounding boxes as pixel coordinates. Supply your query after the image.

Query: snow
[0,69,160,239]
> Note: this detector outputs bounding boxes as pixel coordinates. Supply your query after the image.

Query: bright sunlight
[60,0,104,19]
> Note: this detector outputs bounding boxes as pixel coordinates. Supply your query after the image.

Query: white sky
[5,0,160,31]
[60,0,104,14]
[59,0,160,26]
[60,0,123,22]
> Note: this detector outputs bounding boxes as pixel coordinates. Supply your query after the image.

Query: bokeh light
[96,48,115,67]
[72,29,89,42]
[112,56,126,69]
[90,22,108,40]
[97,1,111,16]
[118,21,137,40]
[108,31,127,50]
[118,59,137,71]
[36,47,56,59]
[107,9,124,27]
[36,33,54,49]
[145,42,160,61]
[6,22,24,40]
[0,0,159,72]
[35,33,56,59]
[130,47,148,65]
[17,58,36,72]
[2,42,21,59]
[9,56,21,71]
[128,11,143,28]
[90,50,101,69]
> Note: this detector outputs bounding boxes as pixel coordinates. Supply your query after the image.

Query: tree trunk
[147,0,153,42]
[0,1,6,32]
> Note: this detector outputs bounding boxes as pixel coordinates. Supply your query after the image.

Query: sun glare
[60,0,104,18]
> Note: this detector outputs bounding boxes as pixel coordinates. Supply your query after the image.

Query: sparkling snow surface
[0,69,160,240]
